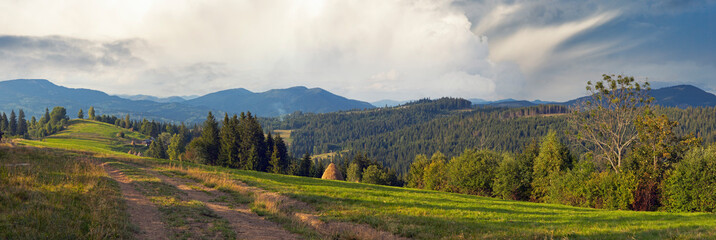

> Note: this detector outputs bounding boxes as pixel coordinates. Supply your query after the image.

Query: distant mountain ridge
[115,94,196,103]
[0,79,375,122]
[1,79,714,123]
[184,86,375,117]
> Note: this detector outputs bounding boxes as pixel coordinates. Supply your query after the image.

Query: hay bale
[321,163,344,181]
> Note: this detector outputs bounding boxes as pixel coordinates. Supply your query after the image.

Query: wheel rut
[145,167,300,240]
[102,163,168,240]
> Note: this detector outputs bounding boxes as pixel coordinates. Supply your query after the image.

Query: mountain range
[1,79,715,123]
[0,79,373,122]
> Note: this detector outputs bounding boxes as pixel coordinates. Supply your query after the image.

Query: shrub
[493,153,533,201]
[447,149,500,196]
[661,145,716,212]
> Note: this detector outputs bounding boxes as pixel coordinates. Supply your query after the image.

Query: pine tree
[40,108,50,125]
[298,153,312,177]
[77,109,84,119]
[219,113,240,168]
[0,113,7,133]
[199,112,220,165]
[273,134,289,173]
[270,147,282,174]
[124,114,131,128]
[9,110,16,136]
[17,109,27,136]
[88,106,95,120]
[148,138,167,159]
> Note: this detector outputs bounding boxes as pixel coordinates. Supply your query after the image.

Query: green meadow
[6,120,716,239]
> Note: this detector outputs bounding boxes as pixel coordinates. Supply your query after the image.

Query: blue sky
[0,0,713,101]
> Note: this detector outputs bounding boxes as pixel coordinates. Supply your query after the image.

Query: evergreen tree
[199,112,220,165]
[407,154,430,189]
[167,134,186,161]
[219,113,240,168]
[40,108,50,125]
[346,162,362,182]
[274,134,289,172]
[298,153,312,177]
[147,138,167,159]
[270,147,282,174]
[312,161,325,178]
[88,106,95,120]
[246,145,259,171]
[532,131,571,201]
[9,110,17,135]
[124,114,131,129]
[77,109,84,119]
[423,152,448,191]
[17,109,27,136]
[362,165,385,185]
[0,113,7,133]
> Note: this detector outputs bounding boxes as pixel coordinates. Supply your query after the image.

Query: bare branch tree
[567,74,652,173]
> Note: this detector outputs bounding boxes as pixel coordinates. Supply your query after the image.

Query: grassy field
[0,145,133,239]
[19,119,148,158]
[10,120,716,239]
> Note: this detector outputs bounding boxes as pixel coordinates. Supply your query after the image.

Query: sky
[0,0,714,102]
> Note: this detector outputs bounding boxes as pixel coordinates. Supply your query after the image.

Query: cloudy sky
[0,0,714,102]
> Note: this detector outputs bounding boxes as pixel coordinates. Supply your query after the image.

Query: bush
[362,165,384,185]
[493,153,533,201]
[447,149,500,196]
[546,160,596,207]
[547,159,637,210]
[661,145,716,212]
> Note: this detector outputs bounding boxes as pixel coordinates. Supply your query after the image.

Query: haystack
[321,163,344,180]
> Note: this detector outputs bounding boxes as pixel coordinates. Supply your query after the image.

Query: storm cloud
[0,0,713,101]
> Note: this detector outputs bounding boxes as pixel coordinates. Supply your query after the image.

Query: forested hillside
[263,99,716,175]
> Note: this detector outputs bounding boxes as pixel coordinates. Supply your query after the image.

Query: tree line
[1,107,69,139]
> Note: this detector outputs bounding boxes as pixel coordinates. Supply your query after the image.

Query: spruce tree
[77,109,84,119]
[531,131,571,201]
[88,106,95,120]
[148,138,167,159]
[17,109,27,136]
[270,147,281,174]
[9,110,16,136]
[219,113,240,168]
[298,153,312,177]
[199,112,220,165]
[274,134,289,173]
[0,113,7,133]
[40,108,50,125]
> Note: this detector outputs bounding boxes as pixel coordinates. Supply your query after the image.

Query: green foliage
[661,145,716,212]
[77,109,84,119]
[447,149,500,196]
[532,131,571,201]
[493,150,534,201]
[423,152,448,191]
[346,162,361,182]
[167,134,185,161]
[361,165,384,185]
[407,154,430,188]
[88,106,95,120]
[297,153,312,177]
[547,161,637,210]
[147,137,167,159]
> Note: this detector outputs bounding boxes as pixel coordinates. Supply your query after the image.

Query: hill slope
[185,86,374,117]
[11,120,716,239]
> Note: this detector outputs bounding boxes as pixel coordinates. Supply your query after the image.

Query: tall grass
[0,146,133,239]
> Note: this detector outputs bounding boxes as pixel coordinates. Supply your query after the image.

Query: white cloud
[0,0,712,102]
